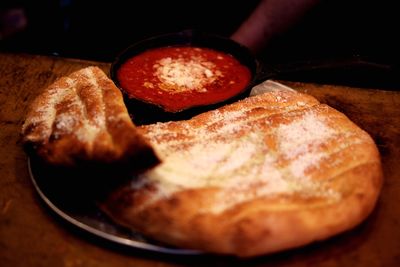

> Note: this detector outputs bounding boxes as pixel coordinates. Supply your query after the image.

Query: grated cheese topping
[154,56,222,93]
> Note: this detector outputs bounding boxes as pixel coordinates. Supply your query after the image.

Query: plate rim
[28,157,203,255]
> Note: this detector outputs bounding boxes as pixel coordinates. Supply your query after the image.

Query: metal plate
[28,157,202,255]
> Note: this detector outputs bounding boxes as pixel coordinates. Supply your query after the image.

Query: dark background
[1,0,400,89]
[0,0,259,61]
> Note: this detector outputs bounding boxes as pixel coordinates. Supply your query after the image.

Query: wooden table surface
[1,52,399,267]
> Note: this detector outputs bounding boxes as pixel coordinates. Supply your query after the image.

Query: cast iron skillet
[110,30,265,125]
[111,29,395,125]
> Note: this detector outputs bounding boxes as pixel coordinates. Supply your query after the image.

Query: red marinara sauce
[116,46,252,112]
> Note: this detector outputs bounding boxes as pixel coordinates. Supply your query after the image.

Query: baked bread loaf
[100,88,383,257]
[22,66,159,168]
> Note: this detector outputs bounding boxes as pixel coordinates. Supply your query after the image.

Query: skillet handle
[254,55,395,84]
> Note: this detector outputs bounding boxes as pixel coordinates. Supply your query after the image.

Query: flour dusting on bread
[22,66,159,168]
[132,91,362,213]
[100,84,382,257]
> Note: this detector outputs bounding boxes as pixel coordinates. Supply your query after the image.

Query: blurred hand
[231,0,319,54]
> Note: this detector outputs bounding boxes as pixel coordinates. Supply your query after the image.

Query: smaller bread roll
[22,66,159,169]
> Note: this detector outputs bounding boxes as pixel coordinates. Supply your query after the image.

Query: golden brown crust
[100,89,383,257]
[21,66,159,168]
